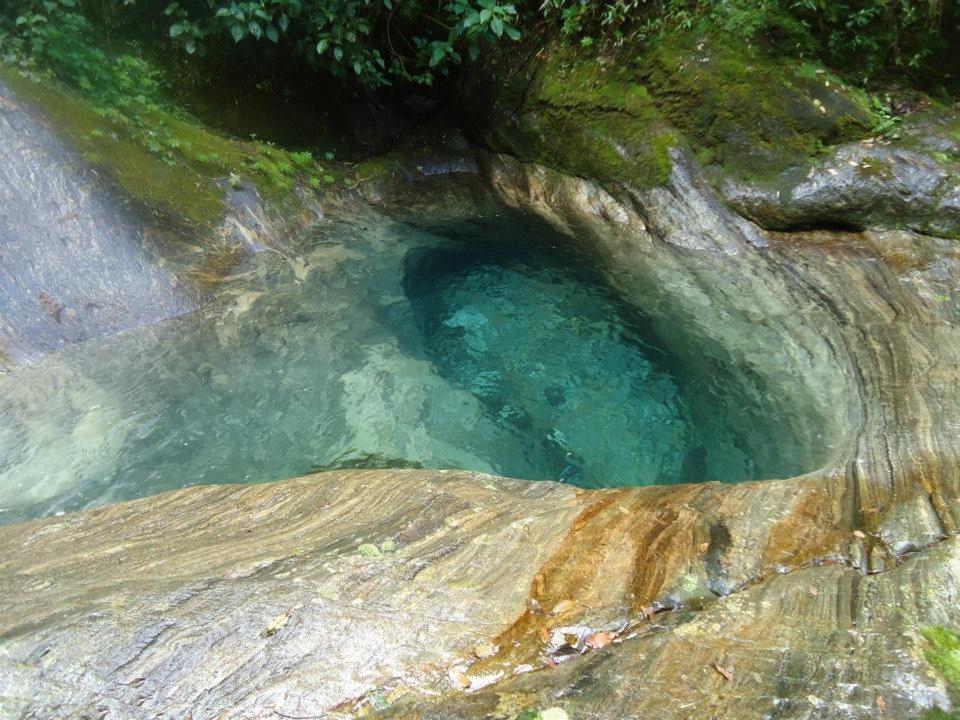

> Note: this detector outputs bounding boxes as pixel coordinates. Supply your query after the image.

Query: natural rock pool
[0,198,817,523]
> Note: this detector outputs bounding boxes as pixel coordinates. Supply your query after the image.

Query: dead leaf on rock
[472,642,500,659]
[585,631,616,650]
[539,626,552,643]
[713,663,733,680]
[551,599,575,615]
[447,667,470,690]
[262,610,290,638]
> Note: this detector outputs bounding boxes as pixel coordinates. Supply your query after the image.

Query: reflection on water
[0,202,788,524]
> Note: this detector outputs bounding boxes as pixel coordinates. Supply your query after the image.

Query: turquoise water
[401,235,693,487]
[0,202,790,524]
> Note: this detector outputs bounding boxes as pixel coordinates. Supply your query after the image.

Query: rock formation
[1,32,959,720]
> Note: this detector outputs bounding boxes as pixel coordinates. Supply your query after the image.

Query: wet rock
[723,140,960,237]
[0,80,194,363]
[2,90,960,720]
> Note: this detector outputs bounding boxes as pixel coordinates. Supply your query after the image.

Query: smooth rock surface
[0,80,193,365]
[0,79,313,368]
[2,146,960,718]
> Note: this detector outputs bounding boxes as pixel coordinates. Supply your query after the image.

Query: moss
[920,626,960,719]
[0,65,227,227]
[924,626,960,689]
[488,35,876,188]
[514,53,677,188]
[635,32,874,181]
[0,65,331,228]
[355,154,408,184]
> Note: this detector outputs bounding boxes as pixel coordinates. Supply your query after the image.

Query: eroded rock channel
[1,43,960,720]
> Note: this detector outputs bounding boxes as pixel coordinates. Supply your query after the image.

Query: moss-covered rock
[636,34,874,181]
[461,32,876,191]
[0,65,334,229]
[460,45,678,189]
[925,627,960,695]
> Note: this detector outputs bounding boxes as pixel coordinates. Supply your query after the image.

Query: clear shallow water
[0,201,795,524]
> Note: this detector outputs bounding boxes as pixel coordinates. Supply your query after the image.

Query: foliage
[160,0,521,87]
[869,92,903,138]
[2,0,957,92]
[0,0,185,160]
[539,0,957,85]
[0,0,336,224]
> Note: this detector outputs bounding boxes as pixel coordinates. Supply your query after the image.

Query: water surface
[0,201,796,524]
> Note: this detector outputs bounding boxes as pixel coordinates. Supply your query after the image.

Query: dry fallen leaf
[447,667,470,690]
[853,530,867,538]
[472,642,500,659]
[539,626,552,643]
[262,610,290,638]
[585,631,616,650]
[551,599,575,615]
[713,663,733,681]
[877,696,886,714]
[465,671,504,692]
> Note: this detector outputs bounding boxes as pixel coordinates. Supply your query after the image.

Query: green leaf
[230,23,244,42]
[185,39,197,53]
[468,42,480,61]
[429,44,446,67]
[248,21,261,39]
[353,60,362,74]
[278,13,289,31]
[504,24,521,41]
[333,46,343,61]
[169,23,184,37]
[266,24,279,42]
[316,38,328,54]
[490,17,503,36]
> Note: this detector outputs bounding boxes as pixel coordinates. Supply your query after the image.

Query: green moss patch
[636,33,874,181]
[513,52,678,188]
[921,626,960,719]
[0,65,336,228]
[489,34,877,188]
[1,65,226,227]
[924,626,960,691]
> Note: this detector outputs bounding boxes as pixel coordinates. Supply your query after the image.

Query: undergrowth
[0,0,337,226]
